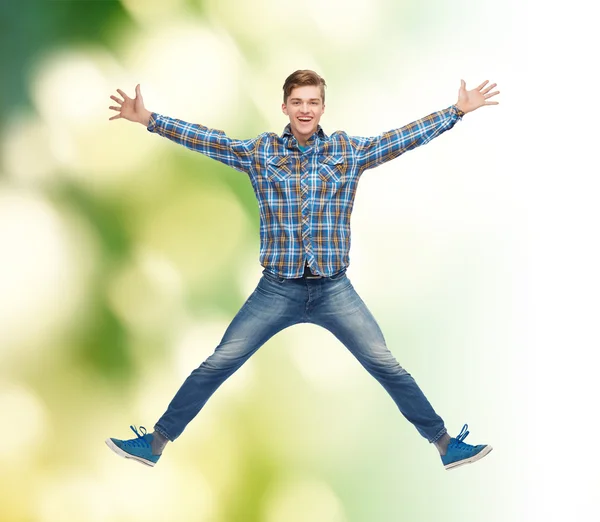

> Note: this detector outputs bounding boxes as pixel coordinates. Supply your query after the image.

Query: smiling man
[105,69,499,471]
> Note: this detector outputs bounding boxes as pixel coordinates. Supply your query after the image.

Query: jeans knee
[197,341,252,374]
[383,360,408,376]
[198,356,241,374]
[363,354,407,376]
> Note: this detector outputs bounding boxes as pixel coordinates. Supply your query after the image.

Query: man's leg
[309,273,492,469]
[309,274,447,443]
[106,272,305,465]
[154,273,305,441]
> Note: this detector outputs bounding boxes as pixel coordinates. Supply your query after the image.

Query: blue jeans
[154,269,447,443]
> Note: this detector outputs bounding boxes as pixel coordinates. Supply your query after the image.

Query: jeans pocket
[326,277,353,299]
[328,268,347,281]
[262,269,286,284]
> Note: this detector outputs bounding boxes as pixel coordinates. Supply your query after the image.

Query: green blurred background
[0,0,546,521]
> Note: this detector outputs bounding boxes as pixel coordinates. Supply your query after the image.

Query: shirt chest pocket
[266,155,292,182]
[318,156,346,183]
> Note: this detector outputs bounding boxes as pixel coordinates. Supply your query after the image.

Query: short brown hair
[283,70,327,104]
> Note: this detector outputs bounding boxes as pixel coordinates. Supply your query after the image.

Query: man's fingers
[110,95,123,105]
[116,88,129,100]
[108,114,122,121]
[484,101,499,105]
[476,80,489,91]
[135,84,144,104]
[484,90,500,99]
[108,106,121,111]
[482,83,497,94]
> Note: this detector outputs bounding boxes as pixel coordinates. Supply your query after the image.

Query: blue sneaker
[105,425,160,467]
[441,424,493,470]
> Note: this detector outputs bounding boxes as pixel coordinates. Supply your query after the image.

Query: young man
[106,70,499,471]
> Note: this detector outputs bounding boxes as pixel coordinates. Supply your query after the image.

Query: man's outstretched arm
[352,79,500,172]
[108,84,255,173]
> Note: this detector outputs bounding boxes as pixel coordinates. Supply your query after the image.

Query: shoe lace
[456,424,470,443]
[121,425,149,448]
[449,423,476,452]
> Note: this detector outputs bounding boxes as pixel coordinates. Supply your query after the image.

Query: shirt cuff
[452,105,465,119]
[147,112,159,132]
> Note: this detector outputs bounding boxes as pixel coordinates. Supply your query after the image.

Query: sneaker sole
[444,445,493,470]
[105,438,156,467]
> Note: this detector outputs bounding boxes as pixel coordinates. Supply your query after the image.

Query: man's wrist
[454,104,466,117]
[140,110,152,127]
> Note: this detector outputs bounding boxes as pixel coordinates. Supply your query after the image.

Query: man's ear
[282,103,288,115]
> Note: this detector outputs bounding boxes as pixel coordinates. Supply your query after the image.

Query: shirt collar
[281,124,327,147]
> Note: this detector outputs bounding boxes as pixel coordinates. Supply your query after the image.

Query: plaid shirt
[147,105,464,278]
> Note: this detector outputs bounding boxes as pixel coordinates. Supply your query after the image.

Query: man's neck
[296,135,309,147]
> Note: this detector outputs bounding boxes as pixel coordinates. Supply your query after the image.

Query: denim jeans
[155,268,447,444]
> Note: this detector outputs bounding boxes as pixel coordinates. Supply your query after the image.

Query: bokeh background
[1,0,598,521]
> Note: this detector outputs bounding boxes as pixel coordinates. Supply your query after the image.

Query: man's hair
[283,70,327,104]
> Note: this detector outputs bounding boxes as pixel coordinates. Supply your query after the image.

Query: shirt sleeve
[350,105,464,171]
[147,112,257,174]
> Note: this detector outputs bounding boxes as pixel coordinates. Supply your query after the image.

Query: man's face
[282,85,325,144]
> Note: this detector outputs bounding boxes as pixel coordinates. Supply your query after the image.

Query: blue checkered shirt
[147,105,464,278]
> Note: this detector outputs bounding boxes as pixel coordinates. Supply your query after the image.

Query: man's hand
[108,84,152,126]
[455,79,500,115]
